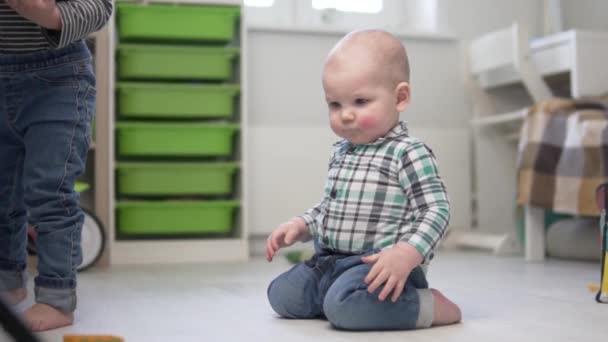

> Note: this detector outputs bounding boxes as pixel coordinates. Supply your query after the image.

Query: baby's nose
[341,110,355,122]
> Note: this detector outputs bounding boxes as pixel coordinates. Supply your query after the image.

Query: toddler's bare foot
[430,288,461,326]
[1,287,27,306]
[23,303,74,332]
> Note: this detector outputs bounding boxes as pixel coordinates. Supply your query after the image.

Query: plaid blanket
[516,97,608,217]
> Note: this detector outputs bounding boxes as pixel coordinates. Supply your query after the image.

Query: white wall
[247,31,468,128]
[245,0,546,237]
[444,0,544,40]
[561,0,608,31]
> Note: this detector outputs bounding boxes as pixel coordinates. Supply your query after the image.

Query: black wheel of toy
[78,208,106,272]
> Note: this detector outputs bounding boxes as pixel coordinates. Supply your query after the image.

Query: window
[311,0,382,14]
[244,0,294,27]
[402,0,438,32]
[244,0,275,7]
[296,0,393,31]
[244,0,445,35]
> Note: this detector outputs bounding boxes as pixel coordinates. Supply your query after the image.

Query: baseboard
[444,230,522,256]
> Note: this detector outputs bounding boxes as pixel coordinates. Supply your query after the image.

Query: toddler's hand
[7,0,62,30]
[265,217,310,262]
[361,242,423,302]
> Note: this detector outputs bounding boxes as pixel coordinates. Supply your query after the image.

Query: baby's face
[323,58,400,145]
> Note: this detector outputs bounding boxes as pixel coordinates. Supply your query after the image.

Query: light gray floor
[4,251,607,342]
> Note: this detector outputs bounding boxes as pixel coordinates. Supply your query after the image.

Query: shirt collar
[333,121,410,149]
[371,121,409,144]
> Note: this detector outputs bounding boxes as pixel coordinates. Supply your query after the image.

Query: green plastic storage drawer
[118,45,239,81]
[116,162,239,196]
[116,122,239,157]
[116,200,240,236]
[117,3,240,42]
[117,83,240,119]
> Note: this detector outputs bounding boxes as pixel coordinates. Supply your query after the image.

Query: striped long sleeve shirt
[300,122,451,263]
[0,0,112,54]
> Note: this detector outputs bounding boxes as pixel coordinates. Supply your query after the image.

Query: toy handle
[596,183,608,303]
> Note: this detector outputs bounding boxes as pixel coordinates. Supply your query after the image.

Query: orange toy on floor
[63,336,124,342]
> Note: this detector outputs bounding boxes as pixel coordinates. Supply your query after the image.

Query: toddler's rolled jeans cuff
[35,286,77,313]
[415,288,434,328]
[0,269,26,291]
[35,276,77,313]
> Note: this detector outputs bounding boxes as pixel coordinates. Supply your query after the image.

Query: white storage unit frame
[93,0,249,265]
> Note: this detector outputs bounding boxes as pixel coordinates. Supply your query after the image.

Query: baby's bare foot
[430,288,461,326]
[1,287,27,306]
[23,303,74,332]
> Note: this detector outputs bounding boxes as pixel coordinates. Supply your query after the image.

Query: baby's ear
[395,82,410,112]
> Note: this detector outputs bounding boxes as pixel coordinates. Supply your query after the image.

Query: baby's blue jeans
[267,243,434,330]
[0,41,95,313]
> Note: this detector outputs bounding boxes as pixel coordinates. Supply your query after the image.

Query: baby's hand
[7,0,62,30]
[361,242,423,302]
[265,217,311,262]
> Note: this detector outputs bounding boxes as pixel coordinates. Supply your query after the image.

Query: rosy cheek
[358,116,377,130]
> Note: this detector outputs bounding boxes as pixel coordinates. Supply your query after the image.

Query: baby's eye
[354,98,369,106]
[328,102,341,109]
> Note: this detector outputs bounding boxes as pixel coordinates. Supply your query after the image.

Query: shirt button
[330,189,337,199]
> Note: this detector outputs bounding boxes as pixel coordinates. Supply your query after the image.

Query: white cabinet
[93,0,249,265]
[464,24,608,261]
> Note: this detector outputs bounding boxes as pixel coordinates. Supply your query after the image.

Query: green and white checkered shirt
[300,122,450,262]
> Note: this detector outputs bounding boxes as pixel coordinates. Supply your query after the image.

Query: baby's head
[322,29,410,144]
